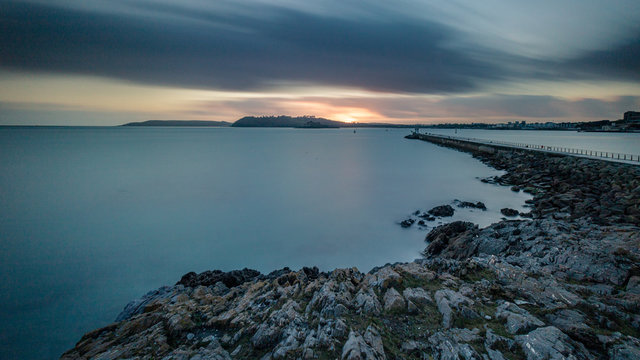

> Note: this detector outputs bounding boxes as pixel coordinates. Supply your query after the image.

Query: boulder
[402,287,432,307]
[354,288,382,315]
[455,200,487,210]
[500,208,520,217]
[428,205,455,217]
[383,288,405,312]
[400,218,415,228]
[423,221,479,259]
[365,267,402,289]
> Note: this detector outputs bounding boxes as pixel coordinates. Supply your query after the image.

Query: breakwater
[408,132,640,163]
[62,136,640,360]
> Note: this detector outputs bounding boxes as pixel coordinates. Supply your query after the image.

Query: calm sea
[0,126,583,359]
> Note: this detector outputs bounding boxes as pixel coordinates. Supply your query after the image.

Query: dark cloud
[1,1,638,95]
[562,38,640,81]
[0,1,500,93]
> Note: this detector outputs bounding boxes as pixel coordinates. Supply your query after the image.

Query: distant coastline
[118,111,640,132]
[121,120,231,127]
[121,116,421,129]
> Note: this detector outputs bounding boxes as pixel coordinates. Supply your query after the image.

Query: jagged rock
[495,301,545,335]
[252,300,301,349]
[177,268,261,288]
[428,329,482,359]
[394,262,436,281]
[609,339,640,359]
[545,309,598,348]
[365,267,402,289]
[383,288,405,312]
[418,213,437,221]
[400,218,415,228]
[626,276,640,295]
[434,289,473,329]
[485,327,517,359]
[307,278,354,316]
[455,200,487,210]
[354,288,382,315]
[341,326,385,360]
[251,323,282,350]
[423,221,478,259]
[516,326,590,360]
[428,205,455,217]
[500,208,519,217]
[402,287,432,307]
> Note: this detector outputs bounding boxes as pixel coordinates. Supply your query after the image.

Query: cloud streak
[2,0,638,95]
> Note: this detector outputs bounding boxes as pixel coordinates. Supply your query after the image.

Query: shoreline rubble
[62,135,640,359]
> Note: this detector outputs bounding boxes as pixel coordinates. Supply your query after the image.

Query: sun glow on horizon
[331,109,381,123]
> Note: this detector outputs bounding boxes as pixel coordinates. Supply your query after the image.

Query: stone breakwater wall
[62,136,640,360]
[406,133,498,155]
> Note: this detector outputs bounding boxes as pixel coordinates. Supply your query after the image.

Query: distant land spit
[121,120,232,127]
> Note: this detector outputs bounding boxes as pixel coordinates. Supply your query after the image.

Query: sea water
[0,127,533,359]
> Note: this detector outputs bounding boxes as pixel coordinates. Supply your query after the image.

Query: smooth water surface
[0,127,531,359]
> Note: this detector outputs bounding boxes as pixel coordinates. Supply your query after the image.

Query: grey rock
[428,330,482,360]
[609,339,640,360]
[626,276,640,295]
[515,326,590,360]
[355,288,382,315]
[495,302,545,335]
[383,288,405,312]
[435,289,473,329]
[428,204,455,217]
[500,208,519,217]
[365,267,402,289]
[545,309,597,347]
[403,287,432,306]
[341,326,386,360]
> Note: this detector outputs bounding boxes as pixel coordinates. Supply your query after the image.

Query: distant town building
[624,111,640,122]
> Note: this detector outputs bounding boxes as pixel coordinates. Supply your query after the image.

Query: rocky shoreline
[62,137,640,359]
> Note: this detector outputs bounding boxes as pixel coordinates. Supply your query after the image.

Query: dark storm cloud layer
[566,40,640,81]
[0,1,493,92]
[0,1,639,93]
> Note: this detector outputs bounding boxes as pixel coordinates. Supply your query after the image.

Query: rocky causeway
[62,134,640,359]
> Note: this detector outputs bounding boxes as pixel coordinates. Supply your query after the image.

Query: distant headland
[121,116,417,129]
[232,115,342,128]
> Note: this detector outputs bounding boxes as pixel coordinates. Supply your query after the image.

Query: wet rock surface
[62,139,640,359]
[428,204,456,217]
[454,200,487,210]
[500,208,519,217]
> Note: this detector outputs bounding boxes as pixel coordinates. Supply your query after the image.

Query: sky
[1,0,639,125]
